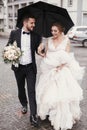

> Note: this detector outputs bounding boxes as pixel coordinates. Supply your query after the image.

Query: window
[0,7,2,12]
[68,0,73,7]
[8,0,12,3]
[77,28,87,31]
[21,3,27,8]
[29,2,34,5]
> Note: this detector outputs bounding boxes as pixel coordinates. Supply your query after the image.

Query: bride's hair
[52,22,65,33]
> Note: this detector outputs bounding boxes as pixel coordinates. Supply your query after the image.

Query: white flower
[3,41,23,67]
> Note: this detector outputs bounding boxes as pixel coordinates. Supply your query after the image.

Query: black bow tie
[23,31,30,35]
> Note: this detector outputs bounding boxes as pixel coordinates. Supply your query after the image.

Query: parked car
[67,26,87,46]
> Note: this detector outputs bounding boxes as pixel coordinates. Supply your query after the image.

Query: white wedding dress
[36,36,85,130]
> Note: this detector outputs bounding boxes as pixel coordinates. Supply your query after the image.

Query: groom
[7,15,42,127]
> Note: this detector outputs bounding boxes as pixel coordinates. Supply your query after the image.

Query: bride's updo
[52,22,65,33]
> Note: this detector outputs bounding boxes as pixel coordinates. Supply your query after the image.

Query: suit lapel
[16,29,21,48]
[30,31,34,52]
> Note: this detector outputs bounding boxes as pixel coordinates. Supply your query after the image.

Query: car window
[77,28,87,31]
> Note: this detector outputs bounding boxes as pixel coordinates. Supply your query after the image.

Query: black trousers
[14,63,36,115]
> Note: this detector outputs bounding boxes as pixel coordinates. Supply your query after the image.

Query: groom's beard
[26,25,35,31]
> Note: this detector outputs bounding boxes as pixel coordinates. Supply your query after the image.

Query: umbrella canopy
[16,1,74,37]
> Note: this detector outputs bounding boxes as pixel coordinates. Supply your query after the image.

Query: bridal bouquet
[2,41,22,67]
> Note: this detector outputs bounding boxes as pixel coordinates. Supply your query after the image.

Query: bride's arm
[65,39,71,52]
[44,42,48,55]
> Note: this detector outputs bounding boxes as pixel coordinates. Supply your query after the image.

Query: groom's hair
[22,14,36,22]
[21,14,36,27]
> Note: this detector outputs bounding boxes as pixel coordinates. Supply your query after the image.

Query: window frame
[68,0,73,7]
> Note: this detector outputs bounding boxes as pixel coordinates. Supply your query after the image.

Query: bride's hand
[56,66,61,72]
[56,64,66,72]
[40,52,46,57]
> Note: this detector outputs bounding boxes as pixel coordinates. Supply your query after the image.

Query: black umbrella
[16,1,74,37]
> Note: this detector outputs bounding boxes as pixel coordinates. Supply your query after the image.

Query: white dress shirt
[19,29,32,65]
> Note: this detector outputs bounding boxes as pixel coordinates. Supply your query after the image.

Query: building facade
[0,0,4,31]
[36,0,87,26]
[4,0,34,32]
[2,0,87,33]
[62,0,87,26]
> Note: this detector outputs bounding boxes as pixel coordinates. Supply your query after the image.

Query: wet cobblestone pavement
[0,37,87,130]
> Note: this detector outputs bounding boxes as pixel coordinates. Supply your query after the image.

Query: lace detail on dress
[47,36,69,52]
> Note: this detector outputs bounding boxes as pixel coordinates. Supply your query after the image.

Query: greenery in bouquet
[2,41,23,67]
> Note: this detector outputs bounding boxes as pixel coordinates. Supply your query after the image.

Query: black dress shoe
[21,106,27,114]
[30,115,39,127]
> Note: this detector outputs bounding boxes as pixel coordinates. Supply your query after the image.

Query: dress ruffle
[36,37,84,130]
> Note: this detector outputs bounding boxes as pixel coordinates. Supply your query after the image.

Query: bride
[36,22,85,130]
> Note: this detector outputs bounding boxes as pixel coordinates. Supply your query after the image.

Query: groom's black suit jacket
[7,28,41,73]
